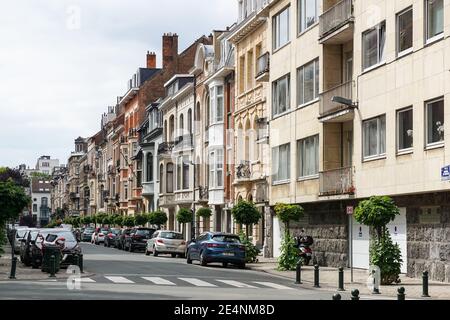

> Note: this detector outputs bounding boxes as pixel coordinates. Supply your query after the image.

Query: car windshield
[30,231,39,239]
[160,232,183,240]
[111,229,120,235]
[84,228,94,233]
[16,230,28,238]
[136,229,154,236]
[46,231,77,242]
[212,235,241,243]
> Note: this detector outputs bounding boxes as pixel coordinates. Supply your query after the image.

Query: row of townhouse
[51,0,450,282]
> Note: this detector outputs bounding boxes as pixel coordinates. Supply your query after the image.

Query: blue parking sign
[442,166,450,181]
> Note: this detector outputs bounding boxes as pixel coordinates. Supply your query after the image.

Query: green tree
[277,232,300,271]
[123,216,135,228]
[0,167,30,187]
[274,203,304,231]
[370,229,403,285]
[82,216,92,226]
[134,214,148,227]
[354,196,400,241]
[102,215,112,226]
[231,200,261,240]
[196,207,212,219]
[0,181,31,223]
[177,208,192,237]
[149,211,168,230]
[113,215,124,227]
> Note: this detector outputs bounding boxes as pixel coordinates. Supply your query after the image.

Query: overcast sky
[0,0,236,168]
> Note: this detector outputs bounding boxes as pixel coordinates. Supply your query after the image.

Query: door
[387,207,407,273]
[352,217,370,269]
[273,217,281,258]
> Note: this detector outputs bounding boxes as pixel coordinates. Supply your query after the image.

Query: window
[363,115,386,159]
[272,74,290,117]
[297,58,319,106]
[209,152,215,187]
[216,86,224,123]
[426,98,444,146]
[272,143,290,183]
[166,163,174,193]
[216,149,224,187]
[177,157,182,191]
[273,6,290,50]
[33,204,37,212]
[397,108,413,152]
[208,149,224,188]
[298,0,318,33]
[187,109,193,134]
[298,135,319,178]
[362,21,386,70]
[397,7,413,56]
[426,0,444,42]
[159,164,164,193]
[183,156,190,190]
[146,153,153,182]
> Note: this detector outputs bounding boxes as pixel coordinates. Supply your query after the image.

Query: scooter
[295,235,313,265]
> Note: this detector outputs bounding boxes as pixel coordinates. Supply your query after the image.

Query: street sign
[346,206,354,215]
[442,166,450,181]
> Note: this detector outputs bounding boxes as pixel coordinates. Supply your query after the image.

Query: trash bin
[41,244,62,273]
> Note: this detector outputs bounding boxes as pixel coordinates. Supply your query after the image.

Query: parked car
[19,229,39,266]
[91,227,110,245]
[186,232,246,269]
[81,227,95,242]
[44,230,81,268]
[20,228,54,268]
[104,228,121,247]
[115,228,130,250]
[145,230,186,257]
[124,227,156,252]
[13,227,32,254]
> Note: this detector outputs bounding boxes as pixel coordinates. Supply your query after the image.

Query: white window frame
[273,6,290,51]
[272,143,291,184]
[425,0,444,44]
[297,58,320,107]
[297,135,319,179]
[272,74,291,118]
[362,21,386,72]
[363,115,386,161]
[425,97,445,148]
[396,107,414,154]
[298,0,318,35]
[396,7,413,57]
[216,86,224,123]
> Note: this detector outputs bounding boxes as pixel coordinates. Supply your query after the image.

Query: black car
[124,228,156,252]
[44,230,82,268]
[104,228,121,247]
[116,229,132,250]
[81,227,95,242]
[20,229,54,268]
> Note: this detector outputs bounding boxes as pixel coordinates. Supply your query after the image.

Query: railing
[175,191,194,203]
[236,161,251,180]
[319,166,354,196]
[120,136,127,144]
[256,52,270,78]
[320,80,353,116]
[174,134,193,149]
[319,0,353,38]
[158,142,175,155]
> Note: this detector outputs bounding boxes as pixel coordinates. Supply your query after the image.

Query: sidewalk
[0,245,94,281]
[248,257,450,300]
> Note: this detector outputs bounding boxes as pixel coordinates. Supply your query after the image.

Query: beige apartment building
[267,0,450,282]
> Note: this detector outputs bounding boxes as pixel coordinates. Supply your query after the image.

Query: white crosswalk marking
[178,278,217,287]
[80,278,96,283]
[216,280,257,288]
[253,282,293,290]
[105,276,135,284]
[142,277,176,285]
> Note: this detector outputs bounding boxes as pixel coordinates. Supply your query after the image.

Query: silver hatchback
[145,230,186,258]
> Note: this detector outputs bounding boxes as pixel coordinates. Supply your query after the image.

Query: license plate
[222,252,234,256]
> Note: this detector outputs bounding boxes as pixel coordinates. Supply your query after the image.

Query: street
[0,243,339,300]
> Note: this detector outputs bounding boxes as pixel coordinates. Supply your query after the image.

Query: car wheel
[145,249,150,256]
[222,262,228,268]
[186,251,192,264]
[200,252,207,267]
[171,253,176,258]
[153,246,158,257]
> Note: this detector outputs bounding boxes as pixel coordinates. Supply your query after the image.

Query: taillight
[156,239,164,244]
[207,243,223,248]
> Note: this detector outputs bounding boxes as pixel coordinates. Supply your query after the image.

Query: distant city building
[35,156,60,175]
[31,177,52,227]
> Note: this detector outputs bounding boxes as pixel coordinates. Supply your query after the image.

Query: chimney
[146,51,156,69]
[162,33,178,70]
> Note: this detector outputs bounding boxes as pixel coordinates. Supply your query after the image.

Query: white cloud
[0,0,236,168]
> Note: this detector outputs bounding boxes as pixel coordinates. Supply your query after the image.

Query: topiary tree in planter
[370,229,403,285]
[82,216,92,226]
[196,207,212,219]
[177,208,192,238]
[149,211,168,230]
[102,215,112,226]
[231,200,261,240]
[274,203,304,231]
[134,214,148,227]
[113,215,124,228]
[123,216,135,228]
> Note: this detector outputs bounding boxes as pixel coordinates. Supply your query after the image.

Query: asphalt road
[0,242,341,300]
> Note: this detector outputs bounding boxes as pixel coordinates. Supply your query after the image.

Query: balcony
[256,52,270,82]
[195,186,209,203]
[159,194,175,207]
[319,166,354,196]
[175,191,194,204]
[158,142,175,155]
[236,161,251,181]
[142,182,155,196]
[319,0,354,44]
[70,192,80,199]
[319,80,354,122]
[174,134,193,150]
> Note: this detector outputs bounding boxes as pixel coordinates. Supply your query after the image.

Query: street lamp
[331,96,357,108]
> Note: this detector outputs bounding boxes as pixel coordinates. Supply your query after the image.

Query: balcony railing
[69,192,80,199]
[320,80,353,116]
[236,161,251,180]
[159,194,175,207]
[256,52,270,81]
[158,142,175,155]
[174,134,193,149]
[319,166,354,196]
[319,0,353,38]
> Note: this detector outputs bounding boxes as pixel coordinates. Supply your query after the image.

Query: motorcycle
[295,235,313,266]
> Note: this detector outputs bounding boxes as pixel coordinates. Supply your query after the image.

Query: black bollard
[9,257,17,279]
[332,293,341,300]
[397,287,406,300]
[338,267,345,291]
[422,271,430,298]
[49,255,56,278]
[351,289,360,301]
[295,260,302,284]
[314,264,320,288]
[79,254,84,273]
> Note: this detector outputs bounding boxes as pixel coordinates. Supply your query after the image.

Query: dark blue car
[186,232,246,269]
